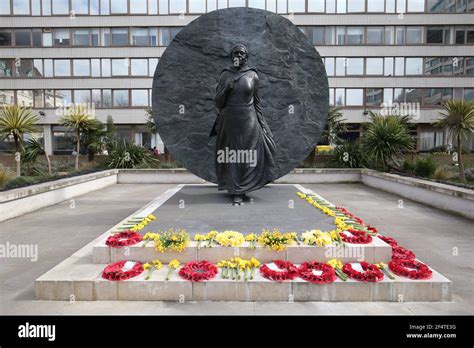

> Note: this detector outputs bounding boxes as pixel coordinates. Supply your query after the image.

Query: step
[92,238,393,264]
[35,258,452,302]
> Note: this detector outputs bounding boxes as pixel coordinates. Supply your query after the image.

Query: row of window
[323,56,474,76]
[1,88,473,109]
[328,87,474,106]
[302,26,474,45]
[2,56,473,78]
[2,26,473,48]
[0,58,159,78]
[0,27,180,47]
[1,0,472,15]
[0,89,154,108]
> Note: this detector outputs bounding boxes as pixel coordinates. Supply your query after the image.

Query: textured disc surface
[152,7,329,183]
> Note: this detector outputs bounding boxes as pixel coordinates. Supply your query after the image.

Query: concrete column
[43,124,53,155]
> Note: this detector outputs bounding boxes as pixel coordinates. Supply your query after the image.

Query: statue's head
[231,44,249,68]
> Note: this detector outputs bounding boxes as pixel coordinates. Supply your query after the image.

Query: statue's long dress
[210,65,276,194]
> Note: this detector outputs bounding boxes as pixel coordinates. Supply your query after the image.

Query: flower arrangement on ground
[245,234,258,249]
[143,259,163,280]
[326,258,347,281]
[178,260,218,282]
[106,231,142,248]
[217,257,260,281]
[194,231,218,248]
[129,214,157,232]
[259,260,299,281]
[389,259,432,279]
[258,229,297,252]
[342,261,384,282]
[142,232,158,247]
[215,231,245,247]
[301,229,333,246]
[154,228,190,253]
[298,260,337,284]
[166,259,180,281]
[102,260,144,281]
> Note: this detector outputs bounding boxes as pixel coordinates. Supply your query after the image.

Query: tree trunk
[45,152,52,176]
[75,128,80,171]
[457,135,465,183]
[14,134,20,177]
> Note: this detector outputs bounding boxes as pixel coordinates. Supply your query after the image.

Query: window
[113,90,129,107]
[325,57,334,76]
[455,28,465,44]
[407,0,424,12]
[131,28,150,46]
[467,28,474,43]
[336,0,346,13]
[17,90,34,107]
[346,27,364,45]
[92,89,101,108]
[44,59,53,77]
[34,90,44,108]
[453,57,465,76]
[53,29,70,46]
[45,90,54,107]
[52,0,69,14]
[336,27,345,45]
[16,59,33,77]
[405,88,423,103]
[32,29,42,46]
[72,0,89,14]
[54,60,71,77]
[149,58,158,76]
[0,1,11,14]
[393,88,404,103]
[347,0,364,12]
[335,58,345,76]
[405,57,423,75]
[103,89,112,107]
[55,90,72,107]
[367,27,384,44]
[207,0,217,11]
[100,0,109,14]
[346,89,363,106]
[346,58,364,75]
[159,0,168,13]
[33,59,43,77]
[335,89,344,106]
[229,0,245,7]
[325,27,334,45]
[73,29,90,46]
[130,0,147,13]
[0,59,13,77]
[310,27,324,45]
[132,90,149,106]
[395,57,404,75]
[384,57,394,76]
[170,0,186,13]
[466,58,474,75]
[406,27,423,44]
[112,59,129,76]
[0,31,12,46]
[13,0,30,15]
[308,0,324,12]
[101,59,111,77]
[131,59,148,76]
[111,0,127,13]
[397,0,406,12]
[15,30,31,46]
[428,0,445,12]
[0,90,15,105]
[91,29,99,46]
[189,0,206,12]
[367,0,384,12]
[74,90,91,104]
[396,27,405,45]
[42,0,51,15]
[329,88,334,106]
[73,60,90,76]
[43,32,52,46]
[111,29,128,46]
[90,0,99,14]
[366,89,383,106]
[326,0,336,13]
[386,0,396,12]
[161,27,181,46]
[427,27,444,43]
[464,89,474,101]
[366,58,383,75]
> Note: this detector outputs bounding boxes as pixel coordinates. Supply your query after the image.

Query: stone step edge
[35,261,452,302]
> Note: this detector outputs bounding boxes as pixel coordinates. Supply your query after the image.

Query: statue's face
[231,47,248,68]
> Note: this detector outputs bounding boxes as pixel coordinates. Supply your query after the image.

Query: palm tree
[322,106,348,146]
[435,100,474,183]
[81,119,107,162]
[361,112,414,171]
[22,138,52,175]
[0,105,40,176]
[60,104,96,170]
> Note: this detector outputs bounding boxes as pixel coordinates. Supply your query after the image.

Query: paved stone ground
[0,183,472,315]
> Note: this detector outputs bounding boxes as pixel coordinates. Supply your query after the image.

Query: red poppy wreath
[298,261,337,284]
[260,260,299,282]
[340,229,372,244]
[178,261,218,282]
[378,234,398,247]
[342,262,384,282]
[392,245,416,260]
[102,260,144,281]
[389,259,432,280]
[105,231,143,248]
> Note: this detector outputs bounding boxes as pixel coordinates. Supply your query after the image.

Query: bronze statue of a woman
[210,44,277,205]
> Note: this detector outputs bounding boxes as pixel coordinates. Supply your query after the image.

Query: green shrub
[414,156,437,178]
[0,164,13,186]
[332,141,365,168]
[106,140,158,169]
[402,160,415,173]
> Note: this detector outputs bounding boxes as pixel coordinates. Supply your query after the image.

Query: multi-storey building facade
[0,0,473,155]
